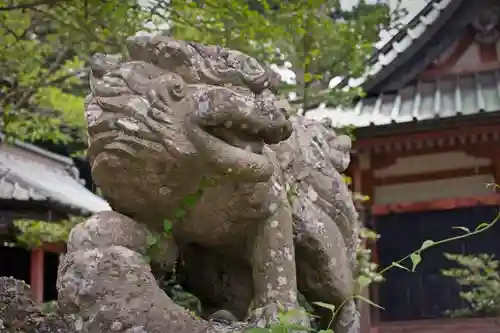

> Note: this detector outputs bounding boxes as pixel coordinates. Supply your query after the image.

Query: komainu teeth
[204,123,266,154]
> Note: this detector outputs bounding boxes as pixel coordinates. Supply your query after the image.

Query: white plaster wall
[430,19,500,70]
[374,151,491,178]
[374,174,495,204]
[453,42,483,69]
[433,29,500,70]
[372,151,494,204]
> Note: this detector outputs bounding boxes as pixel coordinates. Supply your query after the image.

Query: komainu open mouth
[202,113,293,157]
[204,125,265,155]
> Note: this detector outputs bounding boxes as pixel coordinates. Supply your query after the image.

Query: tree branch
[0,0,62,11]
[2,46,70,137]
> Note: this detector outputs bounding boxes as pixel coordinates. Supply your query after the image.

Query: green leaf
[281,307,306,319]
[475,223,489,231]
[420,239,435,250]
[163,219,173,233]
[410,253,422,272]
[182,194,200,207]
[453,226,470,233]
[304,311,321,319]
[174,209,187,219]
[354,295,384,309]
[357,275,372,289]
[145,233,157,247]
[312,301,336,313]
[318,330,335,333]
[391,261,410,272]
[271,322,311,331]
[247,329,270,333]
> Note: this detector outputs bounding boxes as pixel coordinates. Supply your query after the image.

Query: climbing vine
[356,227,383,291]
[145,175,223,316]
[248,209,500,333]
[162,175,221,235]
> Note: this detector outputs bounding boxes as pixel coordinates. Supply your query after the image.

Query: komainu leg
[294,205,359,333]
[249,186,309,328]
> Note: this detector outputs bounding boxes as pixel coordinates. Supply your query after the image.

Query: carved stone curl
[51,34,360,333]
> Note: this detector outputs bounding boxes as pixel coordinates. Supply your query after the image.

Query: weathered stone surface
[49,33,359,333]
[58,211,255,333]
[67,211,148,254]
[275,116,360,333]
[177,116,360,332]
[0,276,71,333]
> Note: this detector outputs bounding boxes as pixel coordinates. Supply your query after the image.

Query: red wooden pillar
[353,150,380,333]
[365,155,381,333]
[491,154,500,189]
[30,247,44,304]
[351,154,373,333]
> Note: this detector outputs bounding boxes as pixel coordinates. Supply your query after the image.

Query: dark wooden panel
[375,206,500,321]
[0,245,31,283]
[44,251,59,301]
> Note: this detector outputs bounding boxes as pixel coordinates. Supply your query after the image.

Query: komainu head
[84,34,292,222]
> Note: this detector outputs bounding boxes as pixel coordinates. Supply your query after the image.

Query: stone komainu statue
[0,34,360,333]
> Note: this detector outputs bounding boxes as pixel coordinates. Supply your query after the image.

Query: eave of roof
[338,0,493,96]
[307,0,500,134]
[355,111,500,140]
[0,135,111,215]
[0,133,74,166]
[307,69,500,132]
[357,0,459,93]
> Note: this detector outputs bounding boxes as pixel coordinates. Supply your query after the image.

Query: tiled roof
[0,135,111,215]
[349,0,458,91]
[307,69,500,128]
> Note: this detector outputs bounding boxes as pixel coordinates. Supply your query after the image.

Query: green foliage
[2,0,396,145]
[161,176,220,235]
[0,0,151,145]
[40,300,59,314]
[163,219,173,233]
[248,307,313,333]
[163,283,203,316]
[159,0,393,112]
[336,124,357,140]
[13,216,84,248]
[442,253,500,317]
[246,211,500,333]
[356,227,383,291]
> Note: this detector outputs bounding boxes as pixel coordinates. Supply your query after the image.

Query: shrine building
[308,0,500,332]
